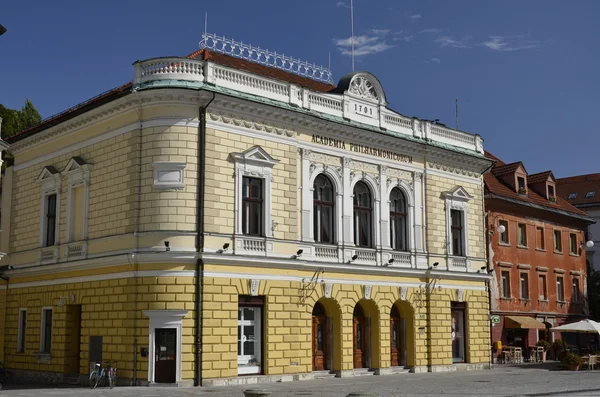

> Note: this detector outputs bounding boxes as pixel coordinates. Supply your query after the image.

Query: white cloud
[371,29,391,36]
[435,35,472,49]
[336,1,350,8]
[420,28,440,34]
[429,57,441,64]
[394,35,414,42]
[482,35,541,51]
[410,14,422,21]
[333,31,394,57]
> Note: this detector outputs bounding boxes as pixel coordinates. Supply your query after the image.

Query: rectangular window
[238,296,263,375]
[518,223,527,247]
[501,271,511,298]
[554,230,562,252]
[41,308,53,353]
[520,273,529,299]
[557,277,564,302]
[570,234,577,254]
[17,309,27,353]
[539,274,547,300]
[517,177,525,190]
[242,177,263,236]
[536,227,545,250]
[568,192,577,199]
[499,220,509,244]
[450,209,464,256]
[45,194,57,247]
[586,191,596,198]
[573,278,580,303]
[70,185,85,242]
[548,185,555,199]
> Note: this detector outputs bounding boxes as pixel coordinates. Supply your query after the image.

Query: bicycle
[89,361,117,389]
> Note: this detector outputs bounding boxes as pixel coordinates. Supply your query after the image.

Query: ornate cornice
[11,90,213,154]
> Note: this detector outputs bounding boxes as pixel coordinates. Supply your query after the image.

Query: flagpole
[351,0,355,72]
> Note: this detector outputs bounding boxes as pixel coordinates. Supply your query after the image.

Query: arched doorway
[312,301,328,371]
[353,304,366,368]
[390,305,404,367]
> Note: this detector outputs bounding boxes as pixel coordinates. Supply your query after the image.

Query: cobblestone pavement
[2,364,600,397]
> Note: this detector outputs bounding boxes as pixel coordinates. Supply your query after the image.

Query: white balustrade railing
[392,252,411,266]
[429,124,476,151]
[450,257,468,269]
[133,56,482,153]
[355,249,377,262]
[315,245,338,259]
[134,58,204,84]
[241,238,266,252]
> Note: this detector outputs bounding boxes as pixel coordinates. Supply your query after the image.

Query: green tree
[587,267,600,321]
[0,99,42,138]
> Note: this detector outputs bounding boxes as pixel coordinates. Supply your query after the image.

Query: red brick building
[484,152,595,361]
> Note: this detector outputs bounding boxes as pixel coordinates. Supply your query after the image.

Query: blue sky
[1,0,598,177]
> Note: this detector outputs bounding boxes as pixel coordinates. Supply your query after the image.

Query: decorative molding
[457,289,464,302]
[250,279,260,296]
[208,110,296,138]
[570,270,582,276]
[428,161,480,178]
[386,168,413,182]
[554,269,566,274]
[536,266,549,272]
[517,264,532,270]
[152,162,186,190]
[306,151,342,167]
[400,286,407,301]
[324,283,333,298]
[497,262,514,268]
[348,160,379,175]
[199,32,334,84]
[364,284,373,300]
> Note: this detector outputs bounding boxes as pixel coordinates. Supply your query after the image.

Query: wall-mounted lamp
[428,262,439,270]
[488,214,506,236]
[217,243,230,254]
[293,249,304,259]
[582,241,595,249]
[348,254,359,263]
[478,266,487,273]
[164,241,170,252]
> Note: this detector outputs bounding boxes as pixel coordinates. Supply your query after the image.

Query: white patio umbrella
[551,319,600,334]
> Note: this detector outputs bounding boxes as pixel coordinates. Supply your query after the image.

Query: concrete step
[391,366,410,374]
[353,368,375,377]
[312,370,336,379]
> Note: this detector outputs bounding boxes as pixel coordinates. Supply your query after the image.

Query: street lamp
[0,24,6,36]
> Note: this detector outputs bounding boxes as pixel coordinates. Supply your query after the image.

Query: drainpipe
[1,273,8,364]
[195,92,215,387]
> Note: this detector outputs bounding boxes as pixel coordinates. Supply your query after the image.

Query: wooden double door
[390,305,403,367]
[312,301,330,371]
[353,305,366,368]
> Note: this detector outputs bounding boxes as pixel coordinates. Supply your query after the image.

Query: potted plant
[548,195,557,202]
[518,187,527,195]
[563,353,583,371]
[536,340,551,362]
[552,339,568,360]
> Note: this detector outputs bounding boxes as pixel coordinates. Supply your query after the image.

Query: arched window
[313,174,335,244]
[353,181,372,247]
[390,188,407,251]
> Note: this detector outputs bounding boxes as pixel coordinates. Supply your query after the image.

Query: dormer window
[586,191,596,198]
[568,192,578,199]
[547,184,556,202]
[517,177,527,195]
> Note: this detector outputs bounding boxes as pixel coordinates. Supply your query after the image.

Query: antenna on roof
[350,0,355,72]
[204,12,208,43]
[329,52,331,72]
[455,98,469,129]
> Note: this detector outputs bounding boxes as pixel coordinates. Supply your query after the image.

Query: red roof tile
[187,49,336,93]
[484,150,505,166]
[484,152,587,217]
[528,171,554,184]
[491,161,524,177]
[556,173,600,205]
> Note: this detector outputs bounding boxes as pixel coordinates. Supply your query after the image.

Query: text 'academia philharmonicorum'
[311,134,413,163]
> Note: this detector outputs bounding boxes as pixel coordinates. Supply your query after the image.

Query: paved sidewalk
[2,363,600,396]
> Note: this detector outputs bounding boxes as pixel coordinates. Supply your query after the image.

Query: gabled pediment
[36,166,60,183]
[444,186,473,202]
[233,145,279,167]
[62,156,91,176]
[334,72,388,106]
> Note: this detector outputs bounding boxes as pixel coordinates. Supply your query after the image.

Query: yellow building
[0,34,494,387]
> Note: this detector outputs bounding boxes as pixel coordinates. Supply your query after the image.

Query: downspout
[1,274,8,364]
[131,88,143,385]
[195,92,215,387]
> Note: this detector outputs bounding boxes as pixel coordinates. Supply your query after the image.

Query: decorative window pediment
[233,145,279,169]
[62,157,92,184]
[444,186,473,203]
[36,166,61,192]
